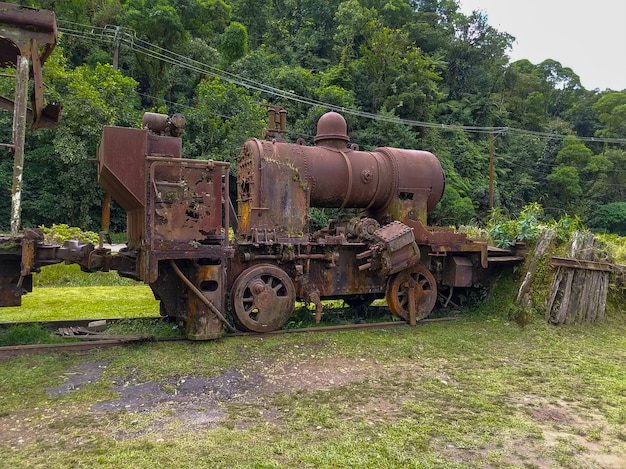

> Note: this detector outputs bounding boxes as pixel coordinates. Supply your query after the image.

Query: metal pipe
[169,260,236,333]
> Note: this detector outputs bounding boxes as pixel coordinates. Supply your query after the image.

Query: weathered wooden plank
[549,256,614,272]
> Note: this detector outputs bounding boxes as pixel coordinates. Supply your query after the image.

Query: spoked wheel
[386,265,437,322]
[231,264,296,332]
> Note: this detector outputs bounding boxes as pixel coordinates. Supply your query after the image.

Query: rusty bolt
[361,169,372,184]
[251,281,265,295]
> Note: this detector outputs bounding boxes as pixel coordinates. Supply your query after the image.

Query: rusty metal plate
[146,157,231,251]
[442,256,474,288]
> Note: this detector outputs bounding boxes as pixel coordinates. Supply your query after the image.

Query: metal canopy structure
[0,2,60,130]
[0,2,61,237]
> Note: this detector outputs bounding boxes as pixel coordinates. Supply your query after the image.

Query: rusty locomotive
[1,108,520,339]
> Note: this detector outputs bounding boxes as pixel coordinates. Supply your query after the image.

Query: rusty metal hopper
[98,126,183,210]
[98,127,148,211]
[98,126,182,244]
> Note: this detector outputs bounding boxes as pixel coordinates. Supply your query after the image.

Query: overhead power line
[57,21,626,146]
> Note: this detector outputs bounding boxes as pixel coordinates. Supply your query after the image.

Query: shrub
[486,203,585,248]
[588,202,626,236]
[40,224,99,245]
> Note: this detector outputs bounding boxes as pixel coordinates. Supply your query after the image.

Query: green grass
[0,313,624,468]
[0,324,67,346]
[0,285,158,322]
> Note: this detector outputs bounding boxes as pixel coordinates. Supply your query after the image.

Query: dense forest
[1,0,625,235]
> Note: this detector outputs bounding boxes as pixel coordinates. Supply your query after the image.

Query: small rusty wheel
[231,264,296,332]
[386,265,437,322]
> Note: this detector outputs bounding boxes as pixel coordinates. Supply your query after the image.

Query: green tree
[588,202,626,235]
[21,58,140,230]
[175,0,231,39]
[428,186,476,226]
[183,77,266,167]
[122,0,188,105]
[356,27,441,121]
[220,21,249,67]
[545,165,582,216]
[352,108,418,150]
[166,37,220,106]
[442,11,513,126]
[229,0,271,48]
[592,91,626,139]
[333,0,378,66]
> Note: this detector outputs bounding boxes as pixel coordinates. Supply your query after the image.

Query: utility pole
[101,27,121,235]
[489,132,495,210]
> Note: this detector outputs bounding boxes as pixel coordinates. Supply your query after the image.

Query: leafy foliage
[486,202,584,248]
[589,202,626,236]
[0,0,624,236]
[40,224,99,245]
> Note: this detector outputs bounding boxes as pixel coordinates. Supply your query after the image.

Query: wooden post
[10,55,30,238]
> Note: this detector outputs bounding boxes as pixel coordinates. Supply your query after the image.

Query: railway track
[0,315,456,357]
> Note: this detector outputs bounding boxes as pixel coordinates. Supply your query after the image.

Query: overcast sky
[458,0,626,91]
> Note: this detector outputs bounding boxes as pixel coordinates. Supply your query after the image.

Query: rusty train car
[1,109,521,339]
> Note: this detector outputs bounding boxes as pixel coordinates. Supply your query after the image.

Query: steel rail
[0,316,456,357]
[0,317,163,330]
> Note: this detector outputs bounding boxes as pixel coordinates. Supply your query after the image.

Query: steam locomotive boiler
[231,110,447,332]
[1,109,518,340]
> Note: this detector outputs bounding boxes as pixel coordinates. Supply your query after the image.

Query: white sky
[458,0,626,91]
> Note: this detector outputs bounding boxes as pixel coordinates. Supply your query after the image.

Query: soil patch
[45,360,109,397]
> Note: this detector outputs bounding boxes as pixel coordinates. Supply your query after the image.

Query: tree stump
[545,232,611,325]
[516,229,556,311]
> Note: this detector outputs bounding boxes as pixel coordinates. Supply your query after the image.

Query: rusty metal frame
[144,156,233,282]
[0,2,60,130]
[0,3,59,237]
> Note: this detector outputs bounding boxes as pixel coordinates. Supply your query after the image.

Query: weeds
[486,202,584,249]
[0,324,65,346]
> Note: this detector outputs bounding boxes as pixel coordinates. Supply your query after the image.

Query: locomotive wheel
[231,264,296,332]
[386,265,437,322]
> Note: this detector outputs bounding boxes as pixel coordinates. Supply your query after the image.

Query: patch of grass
[0,313,624,468]
[0,286,159,322]
[104,318,183,339]
[0,324,65,346]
